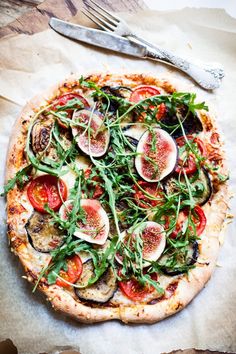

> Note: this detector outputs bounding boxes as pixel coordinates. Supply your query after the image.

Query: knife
[49,18,224,90]
[49,17,150,58]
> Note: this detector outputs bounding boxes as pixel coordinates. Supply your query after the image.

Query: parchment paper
[0,8,236,354]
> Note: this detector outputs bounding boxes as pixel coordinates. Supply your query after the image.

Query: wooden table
[0,0,147,38]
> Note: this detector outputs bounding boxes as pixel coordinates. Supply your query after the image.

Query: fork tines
[82,0,119,32]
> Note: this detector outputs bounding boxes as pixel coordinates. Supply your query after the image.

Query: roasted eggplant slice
[100,86,132,112]
[161,241,199,276]
[75,260,117,303]
[31,115,54,154]
[25,212,64,253]
[164,168,212,206]
[161,105,203,139]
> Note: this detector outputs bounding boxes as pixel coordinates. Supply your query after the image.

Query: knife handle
[145,45,224,90]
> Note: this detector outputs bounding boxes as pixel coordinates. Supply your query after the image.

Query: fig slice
[116,222,166,266]
[72,109,110,157]
[135,128,178,182]
[59,199,109,245]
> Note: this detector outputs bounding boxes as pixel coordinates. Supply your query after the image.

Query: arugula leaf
[1,165,32,196]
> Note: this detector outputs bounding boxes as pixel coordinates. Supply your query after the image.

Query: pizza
[5,73,229,323]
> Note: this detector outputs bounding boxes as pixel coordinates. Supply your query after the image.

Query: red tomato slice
[134,180,165,209]
[27,175,67,213]
[53,93,89,128]
[130,85,166,122]
[156,102,167,120]
[175,154,197,175]
[118,272,158,301]
[56,255,83,288]
[175,135,207,175]
[194,205,207,236]
[170,206,206,238]
[84,168,104,199]
[130,85,161,102]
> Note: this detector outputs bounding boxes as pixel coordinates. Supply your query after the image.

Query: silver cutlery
[82,0,224,90]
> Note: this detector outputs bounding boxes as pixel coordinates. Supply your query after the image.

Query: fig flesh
[72,109,110,157]
[135,128,178,182]
[59,199,110,245]
[116,221,166,266]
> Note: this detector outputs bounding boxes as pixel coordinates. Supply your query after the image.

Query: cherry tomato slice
[84,168,104,199]
[170,206,206,238]
[176,135,207,157]
[156,102,167,120]
[118,272,158,301]
[193,137,207,158]
[175,154,197,175]
[27,175,67,213]
[130,86,166,122]
[134,180,165,209]
[56,255,83,288]
[130,86,161,102]
[53,93,89,128]
[175,135,207,175]
[194,205,207,236]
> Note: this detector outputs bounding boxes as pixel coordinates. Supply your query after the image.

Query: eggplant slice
[163,168,212,206]
[161,104,203,139]
[25,212,64,253]
[100,86,132,112]
[161,241,199,276]
[31,115,54,154]
[75,260,117,303]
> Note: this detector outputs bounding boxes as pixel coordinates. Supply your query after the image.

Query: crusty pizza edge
[5,72,229,324]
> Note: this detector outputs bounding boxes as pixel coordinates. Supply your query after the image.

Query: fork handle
[127,35,224,90]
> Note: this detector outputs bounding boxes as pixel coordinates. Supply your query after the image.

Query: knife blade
[49,17,224,90]
[49,18,148,58]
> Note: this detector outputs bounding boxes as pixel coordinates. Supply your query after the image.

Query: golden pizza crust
[6,73,229,323]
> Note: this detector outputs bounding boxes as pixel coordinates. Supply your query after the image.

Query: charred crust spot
[8,203,26,215]
[166,281,179,295]
[11,237,25,249]
[174,302,183,311]
[26,270,39,281]
[200,113,213,131]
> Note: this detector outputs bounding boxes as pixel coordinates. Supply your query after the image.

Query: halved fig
[72,109,110,157]
[75,260,117,303]
[25,212,64,253]
[31,115,54,154]
[59,199,110,245]
[135,128,178,182]
[116,222,166,266]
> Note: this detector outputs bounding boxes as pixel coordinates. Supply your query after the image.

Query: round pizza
[5,73,229,323]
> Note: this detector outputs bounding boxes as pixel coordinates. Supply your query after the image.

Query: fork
[82,0,224,90]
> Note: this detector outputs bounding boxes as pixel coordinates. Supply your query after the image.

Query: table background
[1,0,236,31]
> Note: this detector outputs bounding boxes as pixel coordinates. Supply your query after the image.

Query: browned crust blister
[6,73,229,323]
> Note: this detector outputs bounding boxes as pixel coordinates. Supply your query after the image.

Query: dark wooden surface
[0,0,147,38]
[0,339,233,354]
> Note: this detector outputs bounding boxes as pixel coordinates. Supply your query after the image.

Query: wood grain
[0,0,147,39]
[0,0,44,27]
